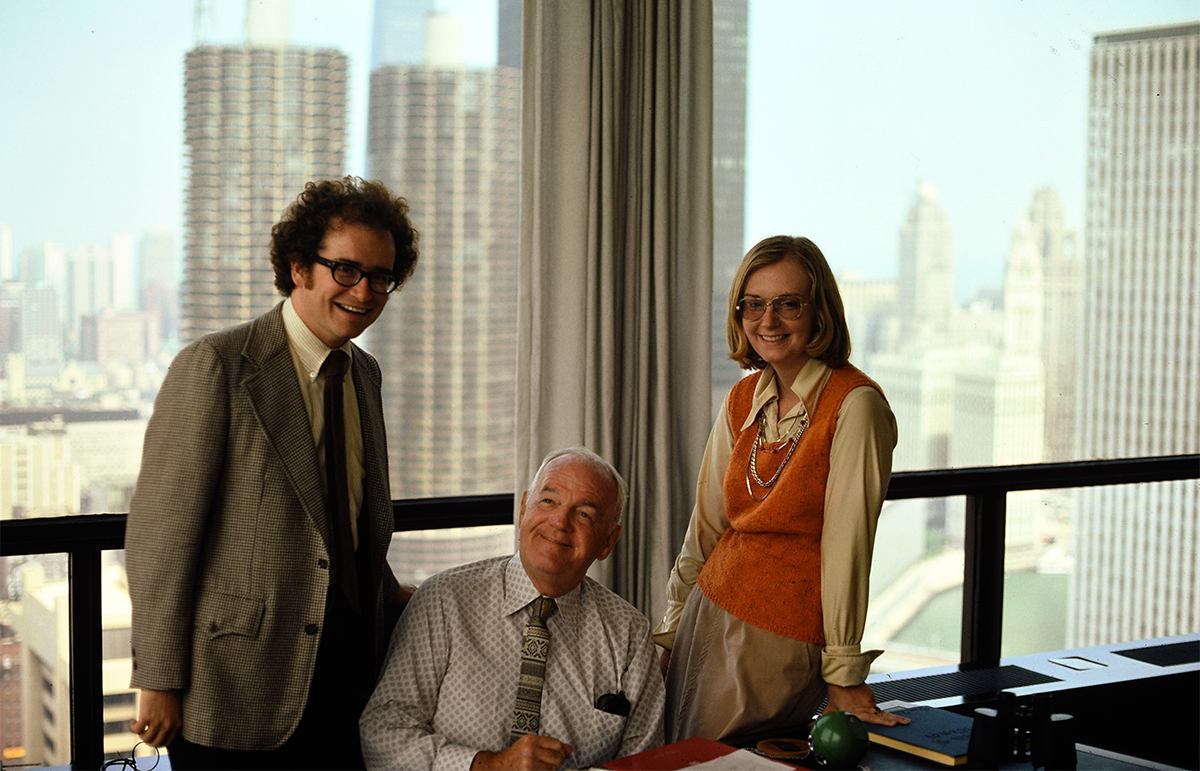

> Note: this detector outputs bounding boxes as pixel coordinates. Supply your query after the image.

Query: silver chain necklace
[746,409,809,501]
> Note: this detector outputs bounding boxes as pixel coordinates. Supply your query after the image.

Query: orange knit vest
[696,365,883,643]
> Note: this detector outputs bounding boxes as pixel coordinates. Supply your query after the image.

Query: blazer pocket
[202,593,266,640]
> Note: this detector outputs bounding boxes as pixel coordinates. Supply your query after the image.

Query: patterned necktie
[511,596,557,741]
[321,349,359,613]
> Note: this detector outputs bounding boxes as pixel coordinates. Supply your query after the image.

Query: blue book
[867,706,974,766]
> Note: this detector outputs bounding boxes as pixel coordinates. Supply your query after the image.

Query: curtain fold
[517,0,714,619]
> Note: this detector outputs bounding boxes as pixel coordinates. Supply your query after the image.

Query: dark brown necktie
[321,349,359,613]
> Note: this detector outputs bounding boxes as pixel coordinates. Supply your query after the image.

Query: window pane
[1,1,517,518]
[725,1,1199,470]
[725,0,1199,668]
[864,498,965,671]
[388,525,515,586]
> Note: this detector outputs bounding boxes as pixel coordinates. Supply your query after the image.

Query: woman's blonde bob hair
[727,235,851,370]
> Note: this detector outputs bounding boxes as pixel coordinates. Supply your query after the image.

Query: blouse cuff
[821,645,883,687]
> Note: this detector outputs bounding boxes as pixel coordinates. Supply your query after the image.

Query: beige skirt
[664,587,826,743]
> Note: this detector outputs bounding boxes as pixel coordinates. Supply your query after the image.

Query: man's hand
[396,583,417,608]
[129,688,183,747]
[824,683,910,727]
[471,734,573,771]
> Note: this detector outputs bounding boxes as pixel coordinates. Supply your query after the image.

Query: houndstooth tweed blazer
[125,303,400,751]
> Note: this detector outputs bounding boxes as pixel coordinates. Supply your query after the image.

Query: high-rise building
[1071,22,1199,647]
[180,17,348,342]
[65,245,112,350]
[19,288,61,379]
[109,232,135,311]
[898,184,955,344]
[365,14,520,500]
[138,228,179,350]
[1025,189,1081,463]
[710,0,750,413]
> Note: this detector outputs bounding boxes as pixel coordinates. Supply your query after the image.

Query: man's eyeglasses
[737,295,809,321]
[313,256,401,294]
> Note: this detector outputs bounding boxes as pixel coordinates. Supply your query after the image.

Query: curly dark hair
[270,176,419,296]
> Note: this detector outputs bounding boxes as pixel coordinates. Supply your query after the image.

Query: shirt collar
[501,553,583,638]
[282,297,354,380]
[742,358,831,432]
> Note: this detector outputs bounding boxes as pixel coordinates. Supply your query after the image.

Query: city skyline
[3,2,1197,304]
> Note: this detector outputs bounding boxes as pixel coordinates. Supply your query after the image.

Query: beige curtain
[517,0,714,619]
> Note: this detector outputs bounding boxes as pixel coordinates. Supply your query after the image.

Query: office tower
[371,0,435,69]
[1027,188,1081,462]
[898,184,955,344]
[1071,22,1199,647]
[110,232,135,311]
[710,0,750,412]
[0,420,79,519]
[138,228,178,348]
[365,15,520,499]
[839,272,899,360]
[65,245,113,350]
[19,288,61,379]
[180,14,348,342]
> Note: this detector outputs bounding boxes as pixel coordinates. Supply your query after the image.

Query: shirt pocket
[569,708,626,768]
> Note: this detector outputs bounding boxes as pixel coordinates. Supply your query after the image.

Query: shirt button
[318,558,329,569]
[305,623,319,635]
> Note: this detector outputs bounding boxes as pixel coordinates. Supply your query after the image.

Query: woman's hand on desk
[472,734,572,770]
[825,683,910,726]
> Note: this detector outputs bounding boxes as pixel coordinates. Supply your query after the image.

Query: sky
[1,1,1196,301]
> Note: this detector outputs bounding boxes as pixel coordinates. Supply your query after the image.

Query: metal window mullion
[962,490,1007,666]
[69,548,105,769]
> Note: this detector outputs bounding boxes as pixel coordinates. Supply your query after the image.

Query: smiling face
[518,455,623,597]
[289,218,397,349]
[741,257,815,383]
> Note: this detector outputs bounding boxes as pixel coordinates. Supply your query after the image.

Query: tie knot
[321,349,350,380]
[533,596,557,622]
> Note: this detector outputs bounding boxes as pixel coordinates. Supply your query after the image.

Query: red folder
[604,737,797,769]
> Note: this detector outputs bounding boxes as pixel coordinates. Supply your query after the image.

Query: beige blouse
[653,357,897,686]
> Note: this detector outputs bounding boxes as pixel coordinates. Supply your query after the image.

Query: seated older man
[360,447,665,771]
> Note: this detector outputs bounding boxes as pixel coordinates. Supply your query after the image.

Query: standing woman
[654,236,908,742]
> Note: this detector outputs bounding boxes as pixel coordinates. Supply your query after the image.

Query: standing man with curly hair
[125,176,419,769]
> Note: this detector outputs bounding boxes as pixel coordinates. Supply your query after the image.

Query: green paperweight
[810,710,870,768]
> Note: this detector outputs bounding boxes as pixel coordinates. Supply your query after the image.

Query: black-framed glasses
[737,294,809,320]
[313,256,401,294]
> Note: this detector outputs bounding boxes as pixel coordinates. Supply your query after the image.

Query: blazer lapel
[241,305,332,549]
[352,345,392,587]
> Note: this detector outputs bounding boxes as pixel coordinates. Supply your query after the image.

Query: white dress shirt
[360,555,665,771]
